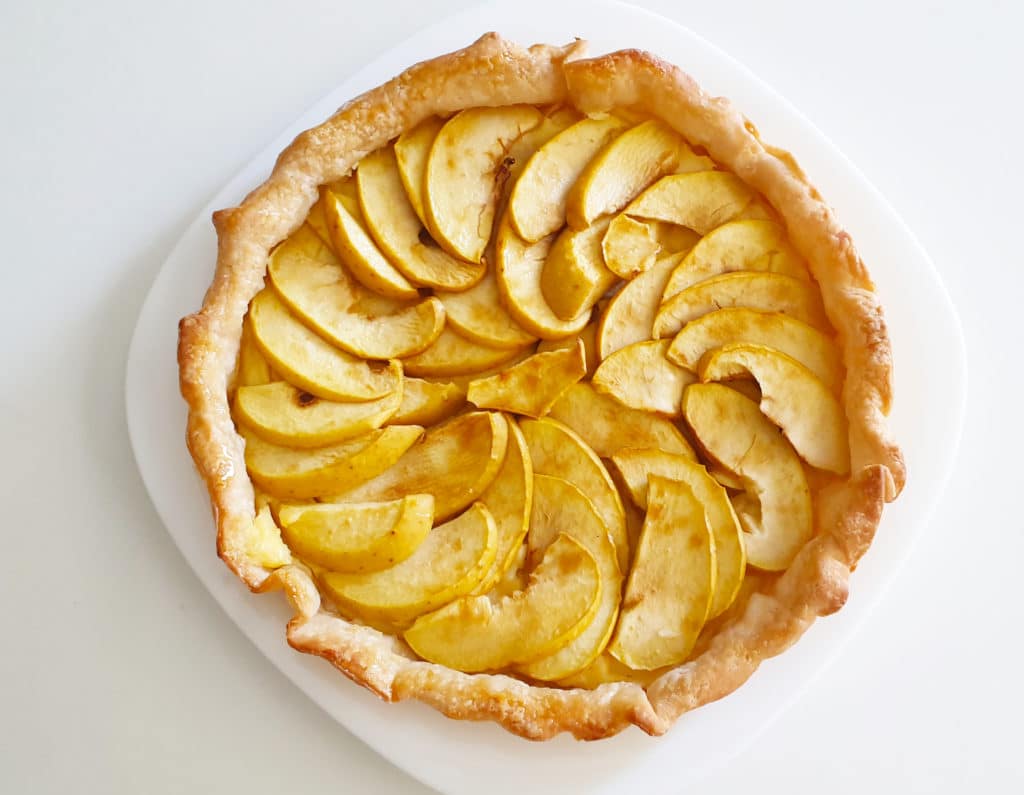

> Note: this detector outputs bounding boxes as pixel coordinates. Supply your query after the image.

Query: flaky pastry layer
[178,33,905,741]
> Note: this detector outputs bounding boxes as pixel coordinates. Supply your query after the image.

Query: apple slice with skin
[654,272,830,339]
[304,195,333,248]
[356,146,485,291]
[519,416,629,573]
[322,502,497,626]
[660,219,808,303]
[601,214,661,279]
[472,421,533,595]
[404,533,601,671]
[267,224,444,359]
[565,120,713,229]
[623,170,771,234]
[278,495,434,573]
[494,218,591,339]
[596,252,686,361]
[682,383,813,570]
[508,115,629,242]
[388,378,465,426]
[237,318,275,387]
[556,652,668,689]
[700,344,850,474]
[608,475,715,669]
[536,321,599,374]
[241,424,423,500]
[327,411,509,522]
[248,288,402,402]
[400,326,530,378]
[322,184,419,300]
[467,340,586,418]
[394,116,446,226]
[517,474,622,680]
[547,382,696,460]
[242,506,293,569]
[234,381,402,449]
[610,448,746,619]
[436,269,537,350]
[666,307,843,394]
[592,339,696,417]
[423,105,543,263]
[541,216,616,321]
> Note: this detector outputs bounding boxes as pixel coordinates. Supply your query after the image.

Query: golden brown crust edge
[177,36,904,741]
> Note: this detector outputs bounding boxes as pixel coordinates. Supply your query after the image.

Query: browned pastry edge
[177,34,905,741]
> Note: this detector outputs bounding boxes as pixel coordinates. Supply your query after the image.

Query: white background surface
[1,1,1020,793]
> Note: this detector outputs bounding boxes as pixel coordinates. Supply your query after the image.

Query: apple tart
[178,33,905,740]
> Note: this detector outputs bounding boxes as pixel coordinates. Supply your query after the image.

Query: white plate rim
[125,1,968,792]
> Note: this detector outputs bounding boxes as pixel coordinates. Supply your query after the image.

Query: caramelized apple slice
[322,502,497,625]
[242,425,423,500]
[541,217,616,320]
[394,116,445,226]
[388,378,465,426]
[666,308,843,394]
[278,495,434,573]
[423,105,543,263]
[655,272,830,338]
[401,326,530,378]
[467,340,586,418]
[404,533,601,671]
[682,384,812,570]
[248,288,402,401]
[608,476,715,669]
[623,170,770,234]
[592,339,696,417]
[267,224,444,359]
[610,448,745,619]
[234,381,402,448]
[327,411,508,522]
[700,344,850,474]
[357,146,485,290]
[436,269,537,350]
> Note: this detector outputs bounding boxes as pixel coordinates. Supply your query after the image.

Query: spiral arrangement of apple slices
[231,105,849,684]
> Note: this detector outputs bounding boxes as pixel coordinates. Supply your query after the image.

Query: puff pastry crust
[178,33,905,741]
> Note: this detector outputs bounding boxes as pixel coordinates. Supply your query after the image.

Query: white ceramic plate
[125,1,966,792]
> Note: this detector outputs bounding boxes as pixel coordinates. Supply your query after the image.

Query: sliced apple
[651,221,702,254]
[388,378,465,426]
[327,411,509,522]
[472,421,533,595]
[304,195,333,247]
[508,115,629,242]
[322,185,419,300]
[430,346,536,391]
[394,116,445,226]
[601,214,661,279]
[556,652,668,689]
[519,416,629,573]
[234,381,402,448]
[654,272,830,339]
[547,382,696,460]
[467,340,586,418]
[501,107,580,186]
[666,307,844,393]
[241,506,293,569]
[494,219,591,339]
[660,219,808,303]
[623,170,770,234]
[278,495,434,573]
[565,120,713,229]
[322,502,497,625]
[592,339,696,417]
[242,424,423,500]
[610,448,745,619]
[596,252,684,361]
[400,326,529,378]
[248,288,402,402]
[541,216,616,320]
[356,146,485,290]
[608,476,715,669]
[682,383,812,570]
[404,533,601,671]
[423,105,543,263]
[267,224,444,359]
[237,317,274,387]
[700,344,850,474]
[436,269,536,349]
[517,474,621,680]
[536,321,599,374]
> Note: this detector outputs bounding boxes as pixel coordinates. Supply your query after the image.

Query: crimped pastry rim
[177,33,905,741]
